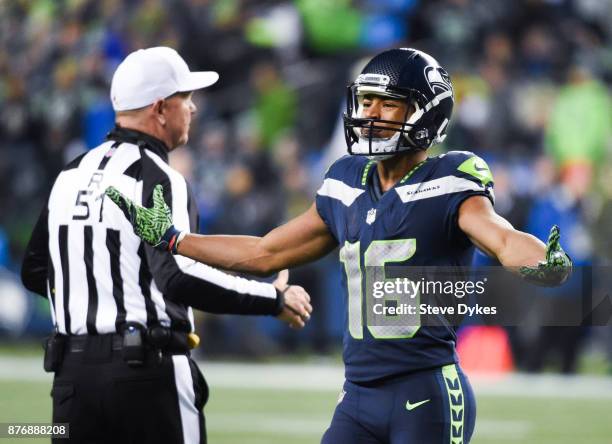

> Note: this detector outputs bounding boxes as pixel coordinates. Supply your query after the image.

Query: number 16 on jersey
[339,239,420,340]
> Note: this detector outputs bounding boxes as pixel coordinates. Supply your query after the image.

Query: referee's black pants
[51,335,208,444]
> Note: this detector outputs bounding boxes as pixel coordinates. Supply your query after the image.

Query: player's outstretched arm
[458,195,572,286]
[104,185,338,276]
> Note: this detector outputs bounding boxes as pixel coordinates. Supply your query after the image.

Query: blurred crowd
[1,0,611,373]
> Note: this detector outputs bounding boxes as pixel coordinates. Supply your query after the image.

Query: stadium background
[0,0,611,442]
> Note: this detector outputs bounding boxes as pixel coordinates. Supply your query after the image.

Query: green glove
[519,225,572,286]
[104,184,183,253]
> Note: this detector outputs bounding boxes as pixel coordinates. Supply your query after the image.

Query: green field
[0,358,611,443]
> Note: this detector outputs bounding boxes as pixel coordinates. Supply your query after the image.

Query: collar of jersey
[106,125,170,162]
[368,157,430,202]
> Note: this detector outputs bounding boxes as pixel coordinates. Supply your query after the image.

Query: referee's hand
[274,270,312,329]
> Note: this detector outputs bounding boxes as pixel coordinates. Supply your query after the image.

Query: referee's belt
[65,327,192,354]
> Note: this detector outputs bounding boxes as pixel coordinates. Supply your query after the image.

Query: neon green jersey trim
[399,158,428,184]
[442,364,465,444]
[457,156,493,185]
[361,161,376,186]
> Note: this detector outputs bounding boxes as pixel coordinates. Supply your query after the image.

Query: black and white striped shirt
[22,126,281,335]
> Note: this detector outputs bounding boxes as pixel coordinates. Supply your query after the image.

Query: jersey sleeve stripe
[395,175,488,204]
[175,256,277,299]
[317,178,365,207]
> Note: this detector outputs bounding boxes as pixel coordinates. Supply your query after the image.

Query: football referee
[21,47,312,444]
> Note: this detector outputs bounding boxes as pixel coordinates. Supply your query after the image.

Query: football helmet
[343,48,454,159]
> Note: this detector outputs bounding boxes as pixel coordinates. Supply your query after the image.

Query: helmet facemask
[343,77,429,159]
[343,51,454,159]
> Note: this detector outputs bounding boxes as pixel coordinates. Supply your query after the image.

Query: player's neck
[376,151,428,192]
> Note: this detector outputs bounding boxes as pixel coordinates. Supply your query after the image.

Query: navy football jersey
[316,151,495,383]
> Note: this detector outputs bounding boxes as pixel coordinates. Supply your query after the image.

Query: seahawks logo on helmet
[424,66,452,95]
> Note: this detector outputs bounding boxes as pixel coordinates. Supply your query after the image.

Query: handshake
[104,185,312,330]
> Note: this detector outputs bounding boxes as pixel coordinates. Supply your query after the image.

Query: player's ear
[151,99,166,126]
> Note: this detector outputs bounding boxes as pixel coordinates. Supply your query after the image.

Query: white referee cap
[110,46,219,111]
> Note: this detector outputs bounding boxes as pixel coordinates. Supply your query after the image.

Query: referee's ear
[152,99,166,125]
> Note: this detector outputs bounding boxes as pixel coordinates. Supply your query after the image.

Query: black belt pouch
[43,332,66,372]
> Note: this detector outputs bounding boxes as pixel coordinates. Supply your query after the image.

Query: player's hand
[519,225,572,286]
[104,184,183,253]
[273,269,312,329]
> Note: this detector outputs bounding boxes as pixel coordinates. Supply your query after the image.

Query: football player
[105,48,571,443]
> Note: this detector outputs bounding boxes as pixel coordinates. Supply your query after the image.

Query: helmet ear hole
[407,127,430,150]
